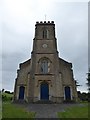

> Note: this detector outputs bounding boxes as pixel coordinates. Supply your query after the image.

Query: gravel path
[25,103,81,118]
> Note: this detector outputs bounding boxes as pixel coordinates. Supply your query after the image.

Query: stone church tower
[13,21,78,103]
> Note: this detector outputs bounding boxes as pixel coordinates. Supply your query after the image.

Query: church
[13,21,78,103]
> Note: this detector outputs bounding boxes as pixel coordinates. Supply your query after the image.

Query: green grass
[0,93,2,119]
[57,103,88,118]
[2,102,36,118]
[0,104,2,120]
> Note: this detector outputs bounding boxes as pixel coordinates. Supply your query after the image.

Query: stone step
[13,100,27,104]
[35,100,53,104]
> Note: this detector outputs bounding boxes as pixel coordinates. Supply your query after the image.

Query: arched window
[38,57,51,74]
[41,60,48,74]
[43,29,49,39]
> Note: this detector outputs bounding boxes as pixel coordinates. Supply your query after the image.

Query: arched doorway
[19,86,25,100]
[40,82,49,100]
[65,86,71,101]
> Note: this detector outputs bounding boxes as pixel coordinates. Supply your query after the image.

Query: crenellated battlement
[36,21,54,25]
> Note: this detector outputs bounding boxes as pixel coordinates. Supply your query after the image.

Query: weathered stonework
[13,21,78,103]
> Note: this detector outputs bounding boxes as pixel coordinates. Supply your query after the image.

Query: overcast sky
[0,0,89,92]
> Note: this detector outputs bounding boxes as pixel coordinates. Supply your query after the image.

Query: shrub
[2,93,13,102]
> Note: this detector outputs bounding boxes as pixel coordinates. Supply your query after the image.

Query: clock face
[42,44,47,48]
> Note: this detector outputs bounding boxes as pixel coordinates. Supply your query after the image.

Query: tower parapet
[36,21,54,25]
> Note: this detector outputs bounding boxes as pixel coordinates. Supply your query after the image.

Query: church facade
[13,21,78,103]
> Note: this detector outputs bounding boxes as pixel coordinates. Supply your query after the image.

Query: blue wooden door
[19,86,25,99]
[65,86,71,100]
[40,83,49,100]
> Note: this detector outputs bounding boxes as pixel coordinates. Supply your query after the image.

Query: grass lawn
[2,102,36,118]
[0,105,2,120]
[57,103,88,118]
[0,93,2,119]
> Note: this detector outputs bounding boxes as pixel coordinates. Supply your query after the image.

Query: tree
[77,91,88,101]
[86,68,90,102]
[86,68,90,92]
[75,80,81,87]
[2,89,4,93]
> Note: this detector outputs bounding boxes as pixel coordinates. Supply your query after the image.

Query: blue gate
[19,86,25,99]
[40,83,49,100]
[65,86,71,100]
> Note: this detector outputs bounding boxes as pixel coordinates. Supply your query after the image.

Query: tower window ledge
[35,73,54,75]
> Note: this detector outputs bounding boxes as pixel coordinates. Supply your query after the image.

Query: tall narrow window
[47,29,49,38]
[41,60,48,74]
[43,29,49,39]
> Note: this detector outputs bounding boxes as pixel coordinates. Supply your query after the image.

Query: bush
[2,93,13,102]
[5,91,11,94]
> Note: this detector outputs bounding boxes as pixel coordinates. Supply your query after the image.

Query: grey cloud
[2,52,30,91]
[2,71,15,91]
[1,1,88,92]
[2,52,28,71]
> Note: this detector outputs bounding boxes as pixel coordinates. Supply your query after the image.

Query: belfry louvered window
[41,60,48,74]
[43,29,49,39]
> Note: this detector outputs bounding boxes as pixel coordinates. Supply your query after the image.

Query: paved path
[25,103,82,118]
